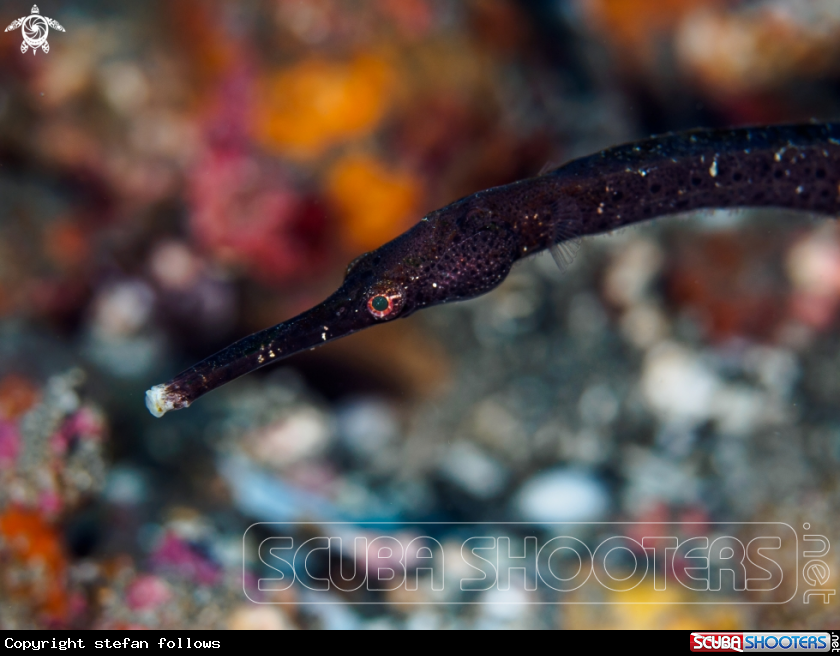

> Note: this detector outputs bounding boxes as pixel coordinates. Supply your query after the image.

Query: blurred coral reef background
[0,0,839,629]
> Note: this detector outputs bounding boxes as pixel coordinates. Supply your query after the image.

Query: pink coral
[52,408,105,456]
[0,421,19,465]
[188,148,329,285]
[150,532,222,586]
[126,575,172,611]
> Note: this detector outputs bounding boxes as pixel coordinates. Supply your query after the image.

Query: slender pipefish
[146,122,840,417]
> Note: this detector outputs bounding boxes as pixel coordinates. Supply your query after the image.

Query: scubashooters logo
[4,5,64,54]
[690,632,835,652]
[243,521,836,605]
[802,523,835,605]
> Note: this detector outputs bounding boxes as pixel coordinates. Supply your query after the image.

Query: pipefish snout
[146,122,840,417]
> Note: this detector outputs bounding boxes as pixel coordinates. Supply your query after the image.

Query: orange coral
[0,508,68,619]
[326,153,420,253]
[254,55,395,160]
[0,375,40,420]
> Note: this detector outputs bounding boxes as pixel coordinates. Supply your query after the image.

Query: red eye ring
[367,292,400,319]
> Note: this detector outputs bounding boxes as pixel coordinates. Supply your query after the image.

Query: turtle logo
[5,5,64,55]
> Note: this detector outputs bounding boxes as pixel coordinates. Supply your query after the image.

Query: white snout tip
[145,384,174,418]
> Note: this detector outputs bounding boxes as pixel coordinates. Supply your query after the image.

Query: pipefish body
[146,122,840,417]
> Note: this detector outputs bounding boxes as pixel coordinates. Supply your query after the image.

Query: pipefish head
[145,200,519,417]
[268,203,519,358]
[338,201,520,324]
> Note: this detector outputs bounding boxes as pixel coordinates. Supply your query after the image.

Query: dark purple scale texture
[152,122,840,414]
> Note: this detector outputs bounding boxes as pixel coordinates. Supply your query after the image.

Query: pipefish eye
[367,291,402,319]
